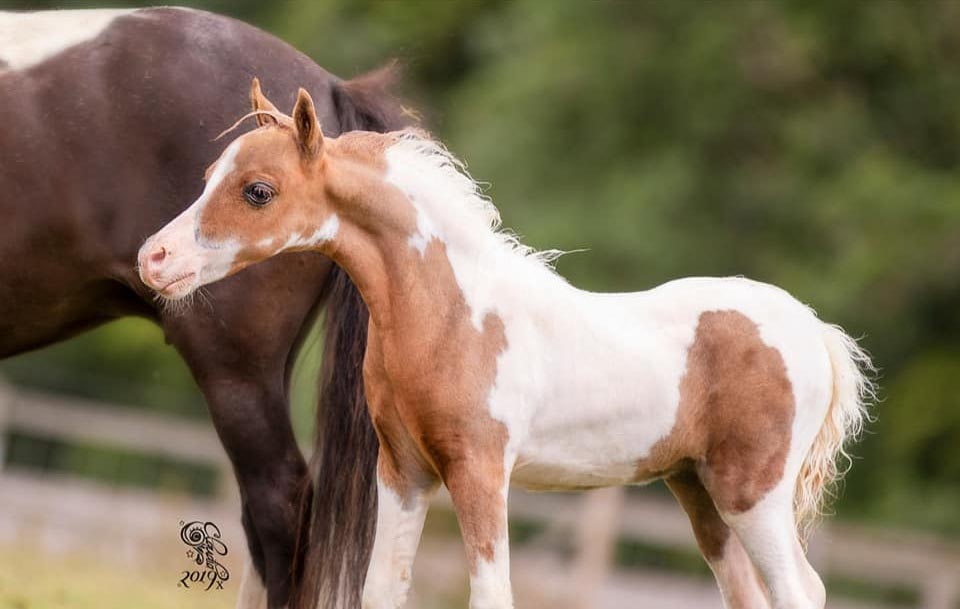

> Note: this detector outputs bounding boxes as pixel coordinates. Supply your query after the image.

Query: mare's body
[0,9,396,608]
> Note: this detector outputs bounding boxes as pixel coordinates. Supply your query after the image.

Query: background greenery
[2,0,958,537]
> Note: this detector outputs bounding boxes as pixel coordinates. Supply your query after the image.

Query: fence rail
[0,385,228,466]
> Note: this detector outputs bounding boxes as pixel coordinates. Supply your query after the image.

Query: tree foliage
[2,0,958,534]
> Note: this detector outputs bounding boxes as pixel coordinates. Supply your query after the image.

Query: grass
[0,545,235,609]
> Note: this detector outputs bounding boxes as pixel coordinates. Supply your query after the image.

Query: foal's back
[506,275,831,491]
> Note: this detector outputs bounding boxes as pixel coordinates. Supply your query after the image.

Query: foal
[139,82,875,609]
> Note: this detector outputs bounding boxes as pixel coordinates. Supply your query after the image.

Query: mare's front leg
[161,256,331,609]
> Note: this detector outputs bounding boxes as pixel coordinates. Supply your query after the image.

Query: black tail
[293,64,409,609]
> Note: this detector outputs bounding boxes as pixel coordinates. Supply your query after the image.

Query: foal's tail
[795,324,876,542]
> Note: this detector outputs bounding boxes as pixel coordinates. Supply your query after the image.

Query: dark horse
[0,8,398,608]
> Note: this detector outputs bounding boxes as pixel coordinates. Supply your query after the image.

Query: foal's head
[139,79,344,299]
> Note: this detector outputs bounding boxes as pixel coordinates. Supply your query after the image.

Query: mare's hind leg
[720,482,825,609]
[666,471,769,609]
[161,256,332,609]
[362,454,438,609]
[168,330,307,609]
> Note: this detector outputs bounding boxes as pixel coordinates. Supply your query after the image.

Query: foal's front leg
[363,455,438,609]
[443,456,514,609]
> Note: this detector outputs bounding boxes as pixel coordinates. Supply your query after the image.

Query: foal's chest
[363,312,512,478]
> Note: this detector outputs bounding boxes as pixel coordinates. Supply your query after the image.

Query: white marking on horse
[383,169,442,256]
[279,214,340,251]
[0,10,135,72]
[384,137,508,331]
[362,479,433,609]
[383,137,691,487]
[197,139,243,215]
[137,138,244,293]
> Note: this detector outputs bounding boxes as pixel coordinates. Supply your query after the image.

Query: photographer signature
[178,520,230,591]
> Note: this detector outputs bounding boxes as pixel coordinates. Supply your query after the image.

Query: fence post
[570,486,624,609]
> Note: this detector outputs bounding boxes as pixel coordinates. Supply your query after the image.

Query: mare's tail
[294,63,409,609]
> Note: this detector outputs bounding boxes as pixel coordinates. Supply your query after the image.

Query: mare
[0,9,403,609]
[139,84,876,609]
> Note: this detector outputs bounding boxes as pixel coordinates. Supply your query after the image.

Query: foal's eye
[243,181,276,207]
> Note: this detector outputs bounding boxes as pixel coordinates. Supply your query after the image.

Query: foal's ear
[250,77,280,128]
[292,87,323,159]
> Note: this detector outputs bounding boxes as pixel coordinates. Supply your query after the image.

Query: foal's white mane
[385,130,565,272]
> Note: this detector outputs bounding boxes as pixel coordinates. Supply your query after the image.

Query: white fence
[0,379,242,568]
[0,381,231,482]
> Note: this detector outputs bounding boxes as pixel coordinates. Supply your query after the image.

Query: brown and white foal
[139,82,875,609]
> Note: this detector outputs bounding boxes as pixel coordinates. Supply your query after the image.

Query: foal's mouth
[155,272,197,298]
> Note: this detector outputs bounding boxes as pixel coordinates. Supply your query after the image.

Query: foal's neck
[320,140,473,335]
[320,133,568,340]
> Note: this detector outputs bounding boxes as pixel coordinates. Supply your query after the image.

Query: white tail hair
[795,324,877,542]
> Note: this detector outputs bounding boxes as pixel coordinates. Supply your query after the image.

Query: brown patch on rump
[639,310,795,515]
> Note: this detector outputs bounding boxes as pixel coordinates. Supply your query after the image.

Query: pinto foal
[139,82,874,609]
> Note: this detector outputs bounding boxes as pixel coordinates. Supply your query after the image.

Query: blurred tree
[1,0,957,535]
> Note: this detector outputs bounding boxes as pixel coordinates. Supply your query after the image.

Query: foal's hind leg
[720,482,825,609]
[677,309,828,609]
[666,471,769,609]
[696,449,825,609]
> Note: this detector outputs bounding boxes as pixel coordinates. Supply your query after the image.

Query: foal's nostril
[149,246,168,265]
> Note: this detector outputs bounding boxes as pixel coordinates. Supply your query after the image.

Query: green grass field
[0,544,235,609]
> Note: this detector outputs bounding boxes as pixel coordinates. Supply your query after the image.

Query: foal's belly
[502,345,689,491]
[509,404,675,491]
[510,454,648,491]
[488,288,704,492]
